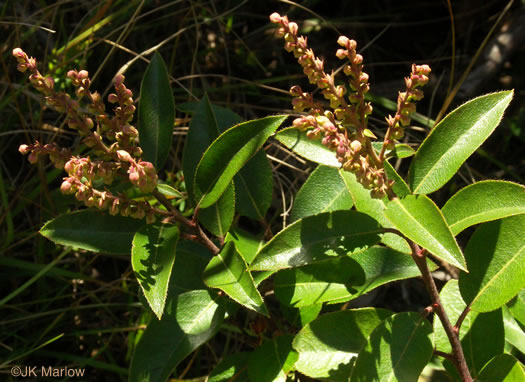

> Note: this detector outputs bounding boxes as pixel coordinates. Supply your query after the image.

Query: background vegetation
[1,0,523,380]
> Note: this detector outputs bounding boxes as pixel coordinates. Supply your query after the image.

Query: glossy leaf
[250,210,382,271]
[203,241,269,316]
[503,306,525,354]
[477,354,525,382]
[234,150,273,220]
[182,95,221,202]
[156,183,183,199]
[409,90,514,194]
[194,115,286,208]
[169,240,212,296]
[248,335,298,382]
[138,51,175,169]
[383,160,411,198]
[385,195,466,270]
[132,224,179,319]
[40,210,145,254]
[508,290,525,327]
[199,182,235,237]
[290,165,353,222]
[339,170,410,253]
[293,308,392,381]
[129,290,225,382]
[442,180,525,235]
[350,312,433,382]
[393,143,416,158]
[275,247,436,307]
[459,215,525,312]
[280,303,322,328]
[225,228,263,265]
[275,127,340,167]
[208,352,250,382]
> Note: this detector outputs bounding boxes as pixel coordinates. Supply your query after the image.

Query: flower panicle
[13,48,159,221]
[269,13,430,199]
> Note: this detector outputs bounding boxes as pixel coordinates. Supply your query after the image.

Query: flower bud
[269,12,282,23]
[19,144,31,154]
[117,150,133,163]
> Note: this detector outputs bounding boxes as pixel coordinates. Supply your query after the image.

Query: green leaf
[198,182,235,237]
[250,210,382,271]
[169,240,212,296]
[508,290,525,327]
[129,290,225,382]
[384,160,411,198]
[459,215,525,312]
[385,195,466,270]
[194,115,286,208]
[274,246,436,307]
[350,312,433,382]
[247,335,298,382]
[40,210,145,254]
[225,228,264,265]
[202,241,269,316]
[442,180,525,235]
[477,354,525,382]
[409,90,514,194]
[132,224,179,319]
[280,303,322,328]
[234,150,273,220]
[293,308,392,381]
[339,170,410,253]
[138,51,175,169]
[275,127,340,167]
[433,278,504,377]
[393,144,416,159]
[208,352,250,382]
[156,183,183,199]
[503,306,525,354]
[182,95,221,202]
[290,165,353,222]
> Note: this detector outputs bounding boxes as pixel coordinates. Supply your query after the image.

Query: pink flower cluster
[269,14,430,199]
[13,48,159,221]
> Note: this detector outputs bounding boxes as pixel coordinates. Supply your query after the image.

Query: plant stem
[409,243,473,382]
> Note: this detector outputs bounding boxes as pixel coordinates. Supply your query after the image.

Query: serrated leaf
[385,195,466,270]
[293,308,392,381]
[194,115,286,208]
[202,241,269,316]
[442,180,525,235]
[234,150,273,220]
[250,210,382,271]
[132,224,179,319]
[275,127,341,167]
[138,51,175,169]
[409,90,514,194]
[248,335,298,382]
[208,352,250,382]
[129,290,225,382]
[459,215,525,312]
[350,312,433,382]
[291,165,353,222]
[339,170,410,253]
[280,303,322,328]
[199,182,235,236]
[225,228,264,265]
[477,354,525,381]
[274,247,436,307]
[40,210,145,254]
